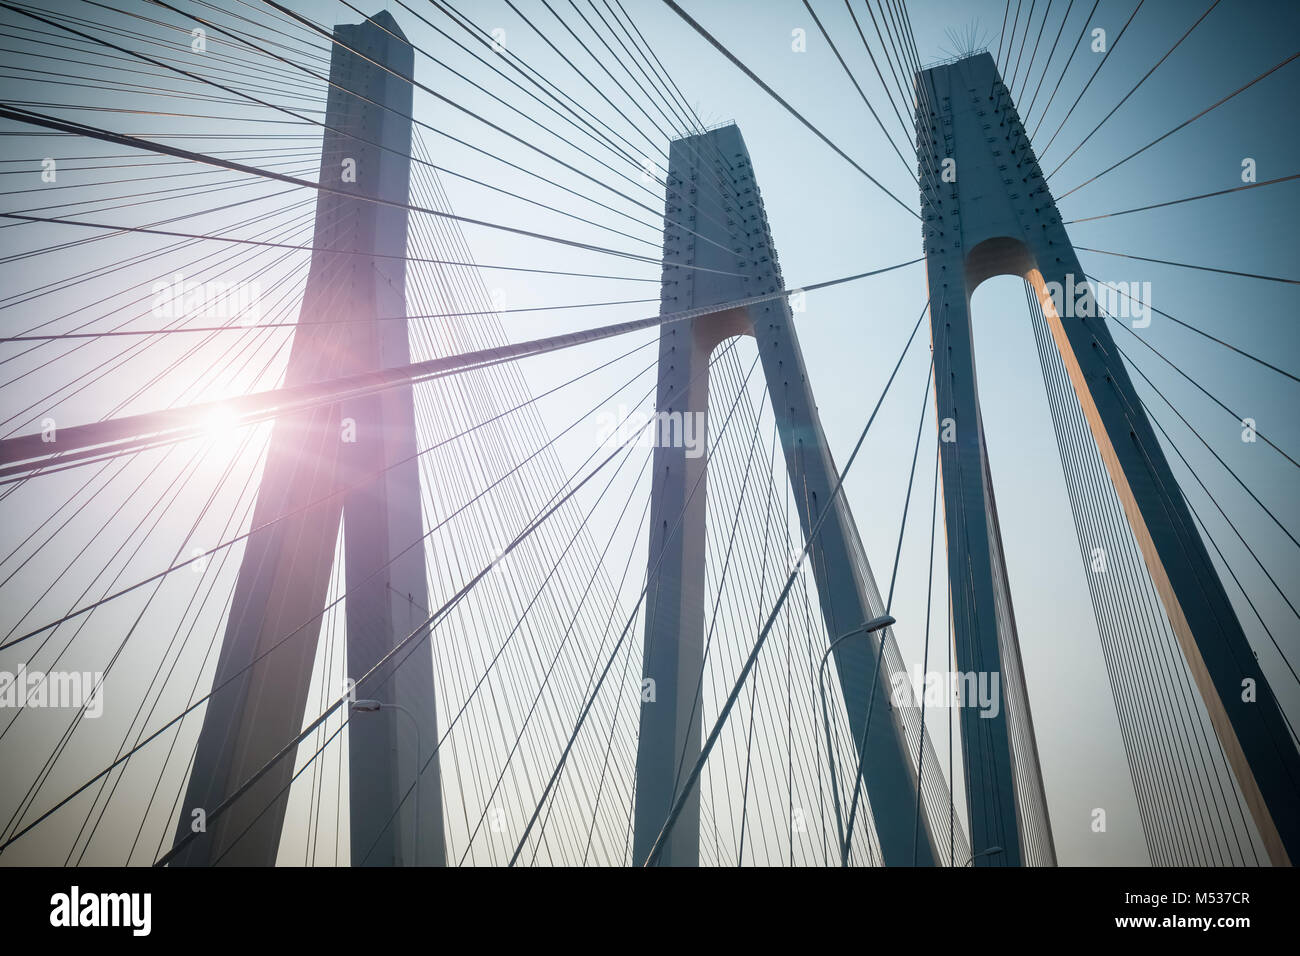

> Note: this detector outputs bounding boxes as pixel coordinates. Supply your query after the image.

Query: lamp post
[962,845,1004,867]
[815,613,896,865]
[351,699,422,866]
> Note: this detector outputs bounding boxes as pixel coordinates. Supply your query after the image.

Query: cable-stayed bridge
[0,0,1296,868]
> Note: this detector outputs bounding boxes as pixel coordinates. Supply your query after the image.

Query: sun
[201,404,239,447]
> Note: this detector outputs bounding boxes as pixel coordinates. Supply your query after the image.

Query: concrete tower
[633,123,942,866]
[917,51,1298,866]
[172,12,445,866]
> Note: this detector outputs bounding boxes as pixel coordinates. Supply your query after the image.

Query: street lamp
[962,845,1004,867]
[351,699,422,866]
[816,613,896,865]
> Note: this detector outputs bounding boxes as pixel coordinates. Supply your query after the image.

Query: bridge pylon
[633,123,945,866]
[917,51,1298,866]
[171,11,445,866]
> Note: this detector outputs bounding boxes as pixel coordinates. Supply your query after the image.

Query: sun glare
[202,404,239,446]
